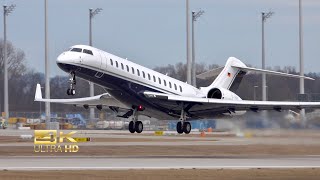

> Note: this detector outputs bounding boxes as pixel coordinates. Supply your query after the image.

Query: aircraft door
[93,51,104,79]
[82,49,101,68]
[97,51,103,69]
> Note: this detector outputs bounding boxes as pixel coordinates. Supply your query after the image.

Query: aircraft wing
[34,84,128,109]
[144,91,320,112]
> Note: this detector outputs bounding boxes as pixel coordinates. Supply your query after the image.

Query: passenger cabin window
[71,48,82,52]
[115,61,118,68]
[174,84,177,90]
[164,80,167,86]
[142,71,145,78]
[121,63,124,70]
[169,82,172,88]
[110,59,113,66]
[148,74,151,80]
[137,69,140,76]
[153,76,156,82]
[158,77,161,84]
[83,49,93,55]
[131,67,135,74]
[126,65,129,72]
[179,86,182,92]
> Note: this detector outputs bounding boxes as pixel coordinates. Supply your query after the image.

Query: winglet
[35,83,43,101]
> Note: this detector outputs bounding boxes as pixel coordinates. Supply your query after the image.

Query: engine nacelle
[207,87,241,100]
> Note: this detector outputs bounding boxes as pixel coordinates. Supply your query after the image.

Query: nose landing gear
[67,71,76,96]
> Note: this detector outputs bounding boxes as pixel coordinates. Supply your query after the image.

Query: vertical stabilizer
[200,57,247,93]
[35,83,43,100]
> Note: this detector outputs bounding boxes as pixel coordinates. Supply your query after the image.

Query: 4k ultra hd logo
[34,130,81,153]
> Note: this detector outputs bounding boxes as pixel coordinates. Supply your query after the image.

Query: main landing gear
[128,108,143,133]
[176,103,191,134]
[67,71,76,96]
[176,121,191,134]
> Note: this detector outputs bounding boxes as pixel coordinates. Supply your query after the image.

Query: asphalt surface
[1,129,320,171]
[1,156,320,170]
[1,129,320,146]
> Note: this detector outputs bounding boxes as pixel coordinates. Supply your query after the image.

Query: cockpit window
[83,49,93,55]
[70,48,82,52]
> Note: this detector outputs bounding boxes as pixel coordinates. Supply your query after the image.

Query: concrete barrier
[18,127,30,130]
[20,135,32,139]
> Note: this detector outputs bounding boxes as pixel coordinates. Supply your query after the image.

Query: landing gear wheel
[135,121,143,133]
[183,122,191,134]
[67,88,76,96]
[71,89,76,95]
[129,121,135,133]
[176,121,183,134]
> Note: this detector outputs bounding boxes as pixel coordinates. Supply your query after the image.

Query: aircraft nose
[57,53,65,63]
[57,52,73,64]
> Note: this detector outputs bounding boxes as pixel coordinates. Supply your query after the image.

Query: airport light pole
[191,10,204,87]
[299,0,306,125]
[89,8,102,46]
[253,86,259,101]
[186,0,192,85]
[3,4,16,122]
[89,8,102,121]
[261,11,273,101]
[44,0,51,129]
[0,93,1,116]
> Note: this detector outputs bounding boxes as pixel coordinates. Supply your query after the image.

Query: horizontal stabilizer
[34,84,128,109]
[232,65,314,80]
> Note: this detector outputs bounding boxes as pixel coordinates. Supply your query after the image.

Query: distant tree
[0,39,26,76]
[153,64,176,77]
[9,71,45,111]
[0,40,27,112]
[154,62,220,87]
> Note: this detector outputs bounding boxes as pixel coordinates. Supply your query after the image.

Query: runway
[1,129,320,173]
[1,156,320,170]
[2,129,320,147]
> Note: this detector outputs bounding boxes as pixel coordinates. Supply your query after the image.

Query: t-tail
[198,57,314,98]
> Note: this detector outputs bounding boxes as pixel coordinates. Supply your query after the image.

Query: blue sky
[1,0,320,77]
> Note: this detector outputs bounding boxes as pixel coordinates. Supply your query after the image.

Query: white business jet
[35,45,320,134]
